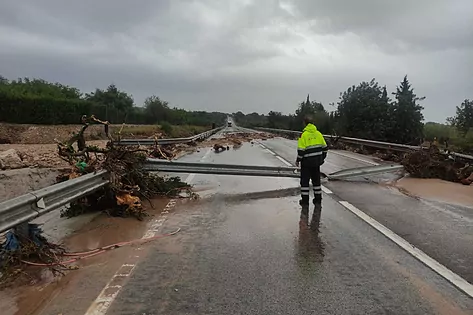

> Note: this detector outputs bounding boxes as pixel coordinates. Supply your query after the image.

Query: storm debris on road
[0,224,66,285]
[0,117,196,284]
[402,146,473,183]
[213,144,228,153]
[207,132,274,151]
[56,116,192,220]
[327,138,473,184]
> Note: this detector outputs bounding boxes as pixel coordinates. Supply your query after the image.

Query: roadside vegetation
[233,76,473,154]
[0,75,226,127]
[1,74,471,153]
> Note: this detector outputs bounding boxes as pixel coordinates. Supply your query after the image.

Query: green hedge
[0,92,148,124]
[0,92,224,126]
[0,92,99,124]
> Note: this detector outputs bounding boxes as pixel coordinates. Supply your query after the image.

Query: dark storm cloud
[0,0,471,122]
[292,0,473,52]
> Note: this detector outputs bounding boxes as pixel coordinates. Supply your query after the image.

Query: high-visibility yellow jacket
[296,123,328,166]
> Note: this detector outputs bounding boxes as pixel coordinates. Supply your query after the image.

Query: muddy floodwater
[395,177,473,208]
[0,198,171,315]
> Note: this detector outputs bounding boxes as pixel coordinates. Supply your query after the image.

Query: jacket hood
[303,123,318,133]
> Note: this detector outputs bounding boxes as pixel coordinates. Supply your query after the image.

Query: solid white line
[338,201,473,298]
[321,186,333,194]
[265,148,276,155]
[330,150,379,166]
[276,156,292,167]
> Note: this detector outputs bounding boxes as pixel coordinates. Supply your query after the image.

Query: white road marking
[265,148,276,155]
[257,141,268,149]
[86,148,213,315]
[330,150,379,166]
[185,148,212,184]
[185,173,196,184]
[85,264,136,315]
[338,201,473,298]
[258,144,333,195]
[321,186,333,194]
[276,156,292,166]
[202,148,212,160]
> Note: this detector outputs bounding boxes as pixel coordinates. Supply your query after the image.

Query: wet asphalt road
[108,137,473,314]
[260,137,473,284]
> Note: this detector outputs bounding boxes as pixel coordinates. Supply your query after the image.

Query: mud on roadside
[0,197,173,315]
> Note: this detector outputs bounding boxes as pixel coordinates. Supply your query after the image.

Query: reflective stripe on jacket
[296,123,328,166]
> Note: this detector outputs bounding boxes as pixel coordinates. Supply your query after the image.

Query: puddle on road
[394,177,473,208]
[199,186,301,205]
[296,208,325,268]
[0,197,170,315]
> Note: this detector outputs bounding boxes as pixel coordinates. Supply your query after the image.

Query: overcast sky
[1,0,472,122]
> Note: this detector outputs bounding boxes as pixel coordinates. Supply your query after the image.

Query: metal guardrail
[0,159,404,233]
[144,159,403,180]
[254,127,473,160]
[0,126,224,233]
[144,159,300,178]
[328,164,404,179]
[0,171,108,233]
[114,126,224,146]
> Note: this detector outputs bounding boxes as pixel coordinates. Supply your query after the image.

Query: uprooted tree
[401,145,473,183]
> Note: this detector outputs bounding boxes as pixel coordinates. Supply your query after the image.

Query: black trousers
[300,165,322,204]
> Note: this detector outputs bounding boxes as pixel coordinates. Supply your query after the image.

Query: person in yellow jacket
[295,116,328,206]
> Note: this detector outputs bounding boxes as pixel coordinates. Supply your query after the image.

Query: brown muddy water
[395,177,473,208]
[0,198,170,315]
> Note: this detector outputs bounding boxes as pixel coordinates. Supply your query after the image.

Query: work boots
[299,196,310,206]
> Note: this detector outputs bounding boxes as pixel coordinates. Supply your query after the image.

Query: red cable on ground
[20,228,181,267]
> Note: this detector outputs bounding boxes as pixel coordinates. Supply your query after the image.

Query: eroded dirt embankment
[0,168,61,202]
[0,123,207,144]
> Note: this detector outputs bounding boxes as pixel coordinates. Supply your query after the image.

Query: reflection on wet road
[107,141,472,314]
[296,205,324,274]
[261,137,473,284]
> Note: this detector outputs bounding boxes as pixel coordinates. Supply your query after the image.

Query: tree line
[0,74,471,152]
[0,76,227,126]
[233,76,473,152]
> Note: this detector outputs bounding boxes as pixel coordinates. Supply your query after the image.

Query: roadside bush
[450,130,473,153]
[0,92,100,124]
[160,121,173,136]
[423,122,454,142]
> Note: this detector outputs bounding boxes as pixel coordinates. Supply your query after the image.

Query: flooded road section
[2,129,472,314]
[396,177,473,208]
[108,142,472,314]
[262,137,473,284]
